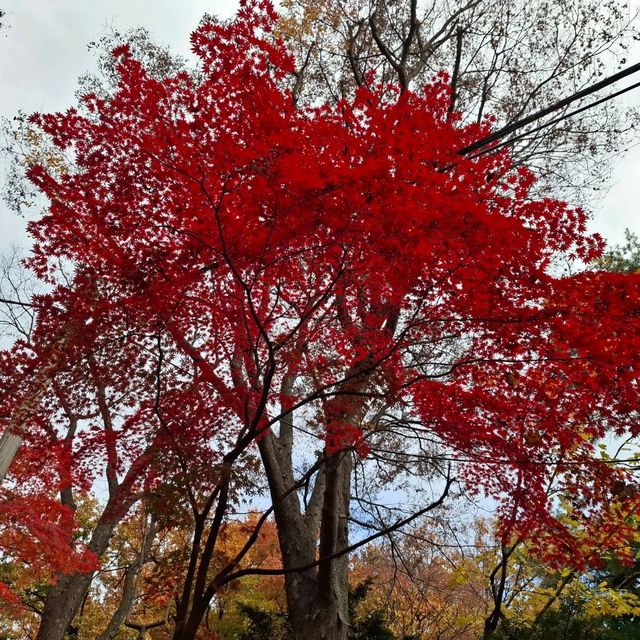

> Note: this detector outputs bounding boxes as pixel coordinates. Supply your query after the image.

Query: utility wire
[459,60,640,157]
[467,77,640,162]
[429,454,640,468]
[0,297,35,309]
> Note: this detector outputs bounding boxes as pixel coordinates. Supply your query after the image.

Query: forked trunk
[268,443,352,640]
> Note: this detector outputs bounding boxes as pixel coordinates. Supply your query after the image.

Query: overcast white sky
[0,0,239,251]
[1,0,640,252]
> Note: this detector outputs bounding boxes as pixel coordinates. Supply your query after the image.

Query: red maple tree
[2,1,640,638]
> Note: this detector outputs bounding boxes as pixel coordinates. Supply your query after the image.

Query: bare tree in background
[6,1,636,212]
[278,0,639,203]
[0,248,37,343]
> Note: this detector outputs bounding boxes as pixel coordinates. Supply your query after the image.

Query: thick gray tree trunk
[35,520,115,640]
[259,429,353,640]
[305,452,351,640]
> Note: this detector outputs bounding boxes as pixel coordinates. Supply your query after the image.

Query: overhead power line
[466,77,640,162]
[459,60,640,158]
[0,297,35,309]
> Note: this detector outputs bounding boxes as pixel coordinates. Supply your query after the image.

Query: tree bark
[259,431,353,640]
[36,520,116,640]
[172,599,210,640]
[0,430,22,481]
[305,451,352,640]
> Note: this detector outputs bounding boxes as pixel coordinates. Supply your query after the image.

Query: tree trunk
[0,430,22,481]
[260,429,352,640]
[303,452,351,640]
[35,572,94,640]
[172,599,210,640]
[36,519,117,640]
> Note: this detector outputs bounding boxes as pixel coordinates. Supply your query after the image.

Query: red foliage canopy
[3,0,640,585]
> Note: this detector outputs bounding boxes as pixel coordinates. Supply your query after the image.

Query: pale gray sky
[0,0,238,249]
[1,0,639,251]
